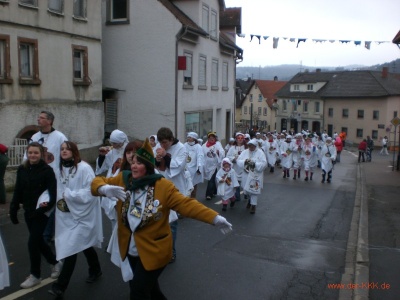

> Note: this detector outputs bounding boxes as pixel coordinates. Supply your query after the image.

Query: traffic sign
[390,116,400,127]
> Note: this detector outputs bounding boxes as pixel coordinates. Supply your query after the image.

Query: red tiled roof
[255,80,288,108]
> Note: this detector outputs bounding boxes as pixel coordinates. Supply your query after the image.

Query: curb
[338,162,369,300]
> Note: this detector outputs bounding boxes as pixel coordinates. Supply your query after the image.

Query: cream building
[275,68,400,144]
[236,79,287,134]
[101,0,242,144]
[0,0,104,161]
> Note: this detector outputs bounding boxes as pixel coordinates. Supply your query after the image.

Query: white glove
[98,185,126,201]
[213,215,233,234]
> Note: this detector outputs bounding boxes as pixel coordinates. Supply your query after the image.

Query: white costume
[280,139,295,169]
[292,137,304,169]
[55,161,103,260]
[263,139,278,166]
[216,158,239,201]
[226,145,246,182]
[0,233,10,290]
[202,141,225,180]
[28,129,68,170]
[302,142,318,171]
[320,142,337,173]
[236,140,267,206]
[95,130,128,228]
[184,141,204,186]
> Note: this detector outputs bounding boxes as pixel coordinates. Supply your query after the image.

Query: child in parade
[216,158,239,211]
[302,135,318,181]
[319,137,337,183]
[226,132,247,201]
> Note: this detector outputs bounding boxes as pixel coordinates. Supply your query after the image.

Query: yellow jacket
[91,173,218,271]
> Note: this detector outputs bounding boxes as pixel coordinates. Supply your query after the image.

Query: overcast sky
[224,0,399,68]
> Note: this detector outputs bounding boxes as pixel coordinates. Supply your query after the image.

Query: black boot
[222,204,227,211]
[327,173,332,183]
[293,174,296,180]
[298,170,301,178]
[270,167,274,173]
[310,173,313,181]
[283,170,287,178]
[321,174,326,183]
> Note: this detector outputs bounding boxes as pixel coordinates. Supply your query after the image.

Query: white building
[0,0,104,161]
[101,0,242,144]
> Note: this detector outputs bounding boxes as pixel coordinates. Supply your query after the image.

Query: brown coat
[91,174,218,271]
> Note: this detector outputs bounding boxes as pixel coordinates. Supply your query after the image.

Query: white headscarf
[110,129,128,144]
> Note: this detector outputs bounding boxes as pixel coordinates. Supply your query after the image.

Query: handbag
[244,171,261,194]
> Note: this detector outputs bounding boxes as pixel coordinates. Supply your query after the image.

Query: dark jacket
[10,159,57,221]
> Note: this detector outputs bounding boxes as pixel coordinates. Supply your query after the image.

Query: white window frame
[263,107,267,116]
[258,107,262,115]
[222,61,228,90]
[72,44,90,86]
[303,101,308,112]
[314,101,320,113]
[210,9,218,39]
[73,0,86,19]
[202,4,209,33]
[294,84,299,91]
[183,51,193,87]
[307,84,314,91]
[48,0,63,13]
[198,55,207,88]
[258,94,262,102]
[244,106,247,114]
[211,58,218,89]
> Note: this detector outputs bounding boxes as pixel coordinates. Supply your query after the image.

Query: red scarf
[206,140,216,147]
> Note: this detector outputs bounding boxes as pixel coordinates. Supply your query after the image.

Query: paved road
[0,150,365,299]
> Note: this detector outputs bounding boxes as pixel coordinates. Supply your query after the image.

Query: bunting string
[235,33,391,50]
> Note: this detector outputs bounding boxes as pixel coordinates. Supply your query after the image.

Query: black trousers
[358,151,365,162]
[24,211,58,278]
[205,169,218,198]
[56,247,101,291]
[128,255,167,300]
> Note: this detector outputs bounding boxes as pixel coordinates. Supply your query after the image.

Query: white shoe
[51,261,63,279]
[20,274,41,289]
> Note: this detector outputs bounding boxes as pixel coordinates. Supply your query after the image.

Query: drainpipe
[175,26,188,137]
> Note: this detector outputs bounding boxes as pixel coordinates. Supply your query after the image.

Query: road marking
[0,278,55,300]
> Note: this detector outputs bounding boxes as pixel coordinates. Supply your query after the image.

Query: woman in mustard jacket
[91,138,232,299]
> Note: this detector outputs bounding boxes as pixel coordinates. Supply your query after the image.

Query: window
[19,0,37,6]
[109,0,128,22]
[243,106,247,114]
[48,0,63,13]
[263,107,267,116]
[283,100,287,111]
[0,34,12,84]
[72,45,90,86]
[258,107,261,115]
[293,102,297,112]
[356,129,363,138]
[341,127,347,134]
[210,10,217,39]
[73,0,86,19]
[198,55,206,88]
[303,101,308,112]
[249,94,253,102]
[185,111,212,136]
[342,109,349,118]
[211,59,218,89]
[328,108,333,117]
[372,130,378,139]
[258,94,262,102]
[395,111,398,118]
[357,110,364,119]
[314,101,320,113]
[294,84,299,91]
[18,37,40,85]
[183,52,192,86]
[373,110,379,120]
[307,84,313,91]
[222,62,228,90]
[202,5,209,33]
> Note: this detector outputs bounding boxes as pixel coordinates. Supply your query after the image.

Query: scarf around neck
[122,170,163,191]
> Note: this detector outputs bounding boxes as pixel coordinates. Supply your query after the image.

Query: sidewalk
[340,149,400,300]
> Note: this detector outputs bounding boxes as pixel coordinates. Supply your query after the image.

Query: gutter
[175,26,189,136]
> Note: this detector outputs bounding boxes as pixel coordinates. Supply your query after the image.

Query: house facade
[236,79,287,134]
[0,0,104,160]
[275,68,400,144]
[101,0,242,144]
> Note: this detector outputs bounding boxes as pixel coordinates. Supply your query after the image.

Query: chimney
[316,68,321,73]
[273,76,278,81]
[382,67,388,78]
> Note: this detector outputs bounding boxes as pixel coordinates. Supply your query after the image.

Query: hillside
[236,59,400,80]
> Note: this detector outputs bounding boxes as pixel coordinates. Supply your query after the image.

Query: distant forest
[236,58,400,81]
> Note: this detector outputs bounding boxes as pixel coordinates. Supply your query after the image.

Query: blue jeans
[235,183,241,201]
[206,169,217,198]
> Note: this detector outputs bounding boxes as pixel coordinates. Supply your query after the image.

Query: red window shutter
[178,56,186,70]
